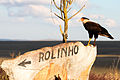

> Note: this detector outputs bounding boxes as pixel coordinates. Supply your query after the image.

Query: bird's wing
[84,21,102,32]
[98,26,114,39]
[84,21,114,39]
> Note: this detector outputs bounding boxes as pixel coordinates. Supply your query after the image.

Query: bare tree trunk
[53,0,86,43]
[63,0,68,43]
[63,21,68,43]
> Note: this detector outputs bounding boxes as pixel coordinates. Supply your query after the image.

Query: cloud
[29,5,50,17]
[0,0,51,18]
[0,0,86,27]
[17,17,25,22]
[88,14,117,28]
[74,0,88,7]
[89,14,105,20]
[45,17,64,26]
[8,5,50,17]
[0,0,50,5]
[1,0,87,19]
[10,17,25,22]
[105,19,116,27]
[1,0,117,28]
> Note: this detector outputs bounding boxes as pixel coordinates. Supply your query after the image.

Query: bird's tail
[107,33,114,39]
[99,33,114,39]
[99,27,114,39]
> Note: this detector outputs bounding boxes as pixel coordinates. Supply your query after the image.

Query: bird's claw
[93,43,96,47]
[86,44,96,47]
[86,44,92,46]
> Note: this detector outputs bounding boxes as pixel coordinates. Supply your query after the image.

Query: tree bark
[63,0,68,43]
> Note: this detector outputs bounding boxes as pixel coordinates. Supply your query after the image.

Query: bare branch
[53,0,60,10]
[67,0,69,8]
[67,7,71,13]
[69,0,73,4]
[59,25,64,36]
[67,0,73,9]
[60,0,63,19]
[53,0,64,13]
[68,5,85,20]
[54,13,64,21]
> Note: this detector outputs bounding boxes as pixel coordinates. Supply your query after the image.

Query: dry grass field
[89,55,120,80]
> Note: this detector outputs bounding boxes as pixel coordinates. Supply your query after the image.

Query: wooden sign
[1,42,96,80]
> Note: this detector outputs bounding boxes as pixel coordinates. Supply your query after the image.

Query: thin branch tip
[54,13,64,21]
[68,4,86,20]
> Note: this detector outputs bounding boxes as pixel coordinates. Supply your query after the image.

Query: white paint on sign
[1,42,97,80]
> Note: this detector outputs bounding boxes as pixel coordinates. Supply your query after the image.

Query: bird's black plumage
[81,17,114,46]
[83,21,113,39]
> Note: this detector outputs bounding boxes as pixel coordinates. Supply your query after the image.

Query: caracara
[80,17,114,46]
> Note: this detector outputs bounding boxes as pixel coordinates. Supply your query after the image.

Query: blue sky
[0,0,119,41]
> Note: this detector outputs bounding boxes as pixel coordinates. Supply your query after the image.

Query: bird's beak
[81,18,84,22]
[78,19,81,22]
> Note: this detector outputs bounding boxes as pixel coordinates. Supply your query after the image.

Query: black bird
[80,17,114,46]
